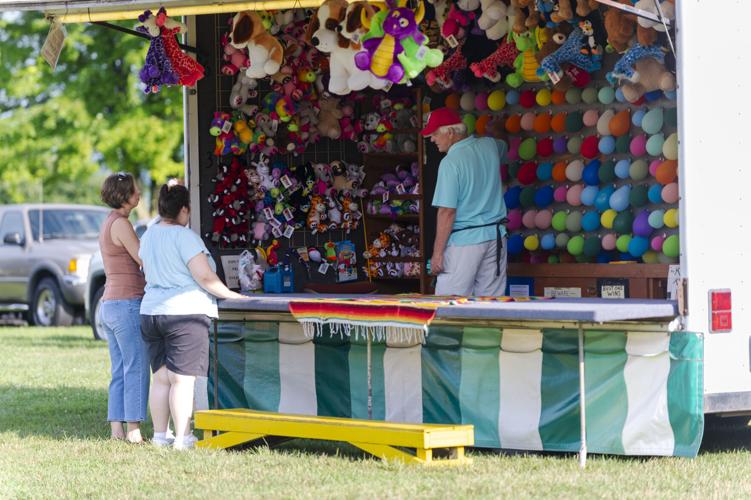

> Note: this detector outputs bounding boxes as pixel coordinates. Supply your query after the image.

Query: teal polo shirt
[431,136,508,247]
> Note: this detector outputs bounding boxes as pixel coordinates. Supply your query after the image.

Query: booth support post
[367,334,373,420]
[578,322,587,468]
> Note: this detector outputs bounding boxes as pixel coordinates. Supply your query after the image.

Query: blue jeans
[101,298,150,422]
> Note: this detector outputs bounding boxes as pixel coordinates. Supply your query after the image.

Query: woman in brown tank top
[99,173,151,444]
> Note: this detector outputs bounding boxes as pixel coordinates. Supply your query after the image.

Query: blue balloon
[648,184,663,204]
[644,89,663,102]
[615,88,626,103]
[632,108,646,127]
[595,185,616,212]
[534,185,554,208]
[506,90,520,106]
[614,159,631,179]
[663,89,677,100]
[628,236,649,257]
[620,252,636,261]
[537,162,553,181]
[582,211,601,232]
[596,252,612,263]
[582,159,601,186]
[610,185,631,211]
[541,232,556,250]
[504,185,522,209]
[507,234,524,255]
[599,135,616,155]
[581,185,599,206]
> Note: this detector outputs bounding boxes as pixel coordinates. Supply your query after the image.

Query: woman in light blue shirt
[139,184,248,449]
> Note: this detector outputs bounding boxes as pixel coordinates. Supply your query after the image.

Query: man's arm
[431,207,456,275]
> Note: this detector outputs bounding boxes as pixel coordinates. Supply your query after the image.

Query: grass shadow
[0,334,103,350]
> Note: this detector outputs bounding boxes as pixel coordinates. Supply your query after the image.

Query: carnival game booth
[18,0,751,464]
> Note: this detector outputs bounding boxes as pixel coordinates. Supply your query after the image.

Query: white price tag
[263,207,274,220]
[396,183,406,195]
[318,262,330,274]
[221,120,233,134]
[272,226,283,238]
[446,35,458,48]
[416,45,427,60]
[283,207,294,221]
[382,191,390,203]
[547,71,561,85]
[280,175,292,189]
[283,225,294,238]
[268,217,281,228]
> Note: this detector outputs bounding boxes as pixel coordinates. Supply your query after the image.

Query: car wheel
[31,277,74,327]
[91,286,108,342]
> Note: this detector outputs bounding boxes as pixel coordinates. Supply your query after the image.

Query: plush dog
[230,11,283,79]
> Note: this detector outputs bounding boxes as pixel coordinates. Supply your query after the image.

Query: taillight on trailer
[709,289,732,333]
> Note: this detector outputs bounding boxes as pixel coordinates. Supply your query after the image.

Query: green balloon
[508,162,521,179]
[598,86,616,104]
[629,184,649,207]
[463,114,476,134]
[575,254,592,263]
[583,236,601,257]
[615,135,631,154]
[565,111,584,133]
[552,211,568,232]
[642,108,664,135]
[566,88,582,105]
[566,211,583,232]
[613,211,634,234]
[548,254,560,264]
[646,134,665,157]
[520,186,536,208]
[629,159,649,180]
[664,107,678,128]
[599,160,616,183]
[582,87,598,104]
[663,234,680,257]
[567,136,582,154]
[519,137,537,160]
[567,235,585,255]
[616,234,632,253]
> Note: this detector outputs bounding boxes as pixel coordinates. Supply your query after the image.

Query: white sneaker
[173,433,198,450]
[152,434,175,447]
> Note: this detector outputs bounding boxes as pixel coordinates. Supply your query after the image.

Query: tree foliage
[0,12,184,211]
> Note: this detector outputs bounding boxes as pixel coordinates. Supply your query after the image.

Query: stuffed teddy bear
[550,0,599,23]
[230,10,284,79]
[510,0,538,34]
[477,0,509,40]
[603,0,636,53]
[229,73,258,114]
[634,0,675,45]
[619,57,676,102]
[317,95,343,140]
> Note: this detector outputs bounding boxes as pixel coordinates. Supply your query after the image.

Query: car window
[0,211,25,242]
[28,209,108,241]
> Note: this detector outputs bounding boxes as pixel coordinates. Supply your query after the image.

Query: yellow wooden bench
[195,409,474,465]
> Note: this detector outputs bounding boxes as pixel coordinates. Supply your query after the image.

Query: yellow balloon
[488,90,506,111]
[536,88,552,107]
[664,208,679,228]
[524,234,540,251]
[600,209,617,229]
[642,250,659,263]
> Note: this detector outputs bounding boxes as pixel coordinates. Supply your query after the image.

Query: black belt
[450,218,509,277]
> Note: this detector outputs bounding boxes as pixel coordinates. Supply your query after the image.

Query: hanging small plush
[538,21,602,83]
[135,10,180,93]
[469,38,519,83]
[355,0,428,84]
[154,8,205,87]
[607,43,666,84]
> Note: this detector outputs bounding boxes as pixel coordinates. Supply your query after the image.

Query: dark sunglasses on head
[116,172,128,181]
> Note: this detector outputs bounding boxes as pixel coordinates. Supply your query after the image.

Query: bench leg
[350,441,424,464]
[196,431,266,449]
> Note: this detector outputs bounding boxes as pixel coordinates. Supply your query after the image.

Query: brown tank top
[99,211,146,301]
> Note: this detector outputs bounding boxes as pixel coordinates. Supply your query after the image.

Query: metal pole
[367,332,373,420]
[213,319,219,409]
[578,322,587,469]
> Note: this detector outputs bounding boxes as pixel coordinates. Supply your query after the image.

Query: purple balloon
[632,210,652,237]
[553,136,568,154]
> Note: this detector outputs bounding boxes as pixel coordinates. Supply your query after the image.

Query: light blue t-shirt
[139,224,218,318]
[432,136,508,246]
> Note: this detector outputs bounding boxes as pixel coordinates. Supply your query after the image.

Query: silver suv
[0,204,109,326]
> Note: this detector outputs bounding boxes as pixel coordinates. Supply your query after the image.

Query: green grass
[2,327,751,499]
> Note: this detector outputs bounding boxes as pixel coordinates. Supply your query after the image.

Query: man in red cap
[422,107,508,296]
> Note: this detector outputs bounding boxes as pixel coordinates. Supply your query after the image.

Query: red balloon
[520,90,536,109]
[517,161,538,185]
[536,137,554,157]
[500,163,510,182]
[581,135,600,159]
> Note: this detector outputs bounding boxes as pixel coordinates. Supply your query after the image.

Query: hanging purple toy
[136,10,179,94]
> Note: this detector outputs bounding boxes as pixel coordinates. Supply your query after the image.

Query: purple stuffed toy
[136,10,180,94]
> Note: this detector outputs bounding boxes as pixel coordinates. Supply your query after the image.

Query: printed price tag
[280,175,293,189]
[396,183,406,195]
[221,120,233,134]
[271,120,279,135]
[318,262,330,274]
[382,191,390,203]
[283,207,294,221]
[547,71,561,85]
[271,226,283,238]
[263,207,274,220]
[41,20,66,70]
[416,45,427,60]
[268,217,281,228]
[383,81,393,92]
[446,35,458,48]
[283,225,295,238]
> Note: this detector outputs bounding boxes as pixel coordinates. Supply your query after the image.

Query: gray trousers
[435,238,508,296]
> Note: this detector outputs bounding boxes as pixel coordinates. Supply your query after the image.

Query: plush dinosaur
[469,38,519,82]
[538,22,602,82]
[607,43,666,83]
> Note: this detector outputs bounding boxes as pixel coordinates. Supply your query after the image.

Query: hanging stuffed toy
[354,0,428,84]
[550,0,599,23]
[155,8,205,87]
[230,11,284,79]
[426,41,467,89]
[135,10,180,93]
[469,38,519,82]
[607,43,666,83]
[506,30,543,87]
[477,0,509,40]
[538,21,602,83]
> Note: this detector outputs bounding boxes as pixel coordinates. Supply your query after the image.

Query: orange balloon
[444,93,460,110]
[533,113,552,134]
[551,112,567,133]
[551,89,566,106]
[552,161,568,182]
[609,109,631,137]
[505,114,522,134]
[655,160,678,185]
[475,114,491,136]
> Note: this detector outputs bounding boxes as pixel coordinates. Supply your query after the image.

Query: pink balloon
[651,234,665,251]
[507,137,521,162]
[522,209,538,229]
[649,159,662,177]
[583,109,599,127]
[535,209,553,229]
[507,209,522,231]
[529,253,547,264]
[566,184,584,206]
[630,134,647,156]
[601,233,617,251]
[475,92,489,111]
[662,182,679,204]
[554,185,569,202]
[521,112,536,131]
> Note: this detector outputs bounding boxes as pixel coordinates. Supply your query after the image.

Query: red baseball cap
[420,107,462,136]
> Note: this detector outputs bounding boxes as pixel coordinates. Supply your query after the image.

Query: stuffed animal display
[362,224,421,278]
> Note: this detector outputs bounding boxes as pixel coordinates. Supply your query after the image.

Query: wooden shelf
[371,276,421,281]
[368,194,420,200]
[368,256,423,263]
[365,214,419,221]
